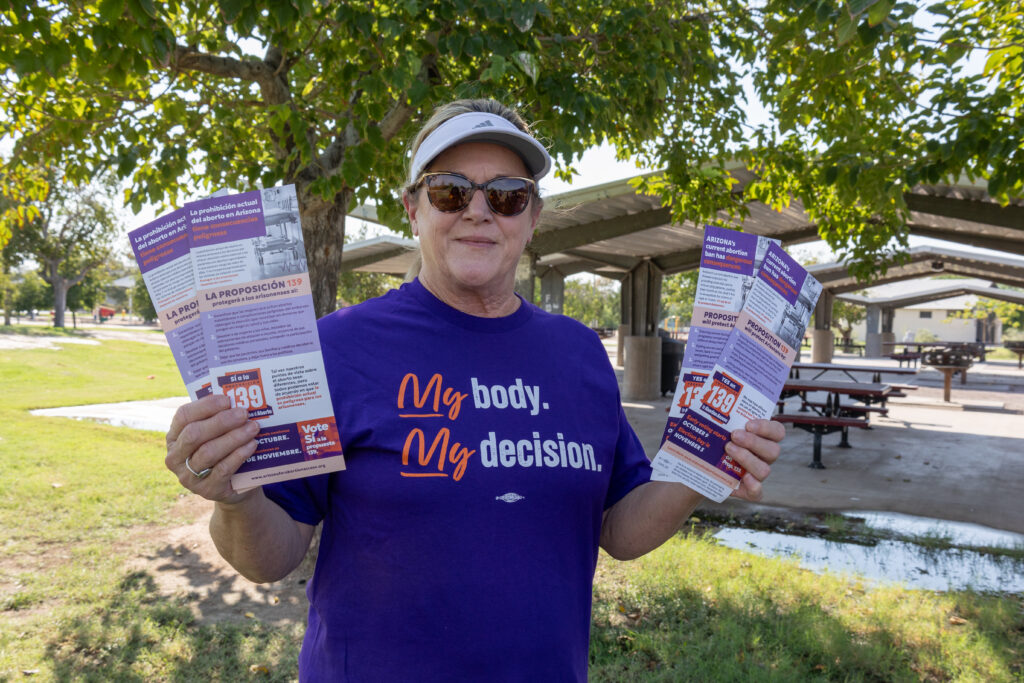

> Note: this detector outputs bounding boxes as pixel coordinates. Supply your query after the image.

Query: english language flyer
[653,230,821,501]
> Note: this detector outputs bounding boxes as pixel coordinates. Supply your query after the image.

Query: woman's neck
[418,273,522,318]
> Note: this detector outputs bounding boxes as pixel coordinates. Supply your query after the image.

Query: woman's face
[404,141,539,304]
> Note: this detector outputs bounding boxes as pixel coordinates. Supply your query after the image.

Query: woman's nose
[462,186,492,220]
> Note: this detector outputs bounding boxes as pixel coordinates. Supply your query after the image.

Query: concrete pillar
[865,304,883,358]
[539,269,565,315]
[880,307,896,355]
[620,260,664,337]
[811,329,834,362]
[811,291,834,363]
[616,324,629,368]
[881,332,896,357]
[622,335,661,401]
[514,249,536,302]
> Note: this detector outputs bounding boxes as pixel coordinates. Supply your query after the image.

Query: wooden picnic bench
[800,400,888,419]
[777,379,894,467]
[773,414,870,469]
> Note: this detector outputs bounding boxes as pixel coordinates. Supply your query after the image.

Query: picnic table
[790,362,917,385]
[1004,341,1024,369]
[775,379,895,469]
[890,341,990,361]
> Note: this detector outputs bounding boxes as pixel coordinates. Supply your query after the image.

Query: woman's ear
[402,190,420,237]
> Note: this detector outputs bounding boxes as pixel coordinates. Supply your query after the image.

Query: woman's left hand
[725,419,785,502]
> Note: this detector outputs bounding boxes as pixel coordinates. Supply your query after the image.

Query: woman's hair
[405,99,537,186]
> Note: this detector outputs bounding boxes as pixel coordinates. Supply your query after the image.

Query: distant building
[850,278,1001,344]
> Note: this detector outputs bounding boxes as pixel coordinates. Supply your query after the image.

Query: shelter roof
[808,246,1024,294]
[341,165,1024,286]
[836,279,1024,309]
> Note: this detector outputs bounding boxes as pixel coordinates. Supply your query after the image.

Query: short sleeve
[602,403,653,510]
[262,472,331,526]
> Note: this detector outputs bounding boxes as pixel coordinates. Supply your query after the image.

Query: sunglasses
[414,172,536,217]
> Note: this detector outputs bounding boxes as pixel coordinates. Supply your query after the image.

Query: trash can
[660,335,685,396]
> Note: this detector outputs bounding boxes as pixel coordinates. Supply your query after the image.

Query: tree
[66,259,115,327]
[3,0,1022,314]
[12,175,119,328]
[563,276,619,329]
[0,0,785,318]
[660,271,699,325]
[742,0,1024,279]
[831,298,866,348]
[13,270,50,320]
[338,271,404,307]
[131,271,158,324]
[948,294,1024,337]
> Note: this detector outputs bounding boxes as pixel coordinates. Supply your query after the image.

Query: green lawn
[1,336,1021,681]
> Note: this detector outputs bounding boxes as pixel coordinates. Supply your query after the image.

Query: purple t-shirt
[264,279,652,681]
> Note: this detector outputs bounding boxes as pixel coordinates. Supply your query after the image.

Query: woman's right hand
[165,394,261,504]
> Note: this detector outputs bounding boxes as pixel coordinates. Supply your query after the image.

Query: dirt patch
[124,494,312,627]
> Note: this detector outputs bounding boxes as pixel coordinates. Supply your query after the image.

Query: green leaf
[836,12,857,45]
[511,51,538,83]
[867,0,894,26]
[511,2,538,32]
[408,79,429,106]
[846,0,875,17]
[480,54,508,82]
[98,0,124,23]
[11,50,42,76]
[218,0,245,22]
[136,0,157,19]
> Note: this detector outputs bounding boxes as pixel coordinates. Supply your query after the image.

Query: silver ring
[185,455,212,479]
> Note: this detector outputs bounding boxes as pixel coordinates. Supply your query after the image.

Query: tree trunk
[300,193,349,319]
[52,279,68,328]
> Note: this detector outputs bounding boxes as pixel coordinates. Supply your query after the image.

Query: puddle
[714,527,1024,593]
[848,510,1024,549]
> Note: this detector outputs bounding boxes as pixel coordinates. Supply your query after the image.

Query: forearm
[209,488,314,583]
[599,481,704,561]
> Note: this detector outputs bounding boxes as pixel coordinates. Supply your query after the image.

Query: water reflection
[714,527,1024,593]
[849,511,1024,549]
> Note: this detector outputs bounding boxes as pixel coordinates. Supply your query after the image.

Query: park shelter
[343,166,1024,399]
[836,276,1024,348]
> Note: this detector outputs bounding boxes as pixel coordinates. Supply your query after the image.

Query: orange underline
[400,472,448,477]
[399,413,442,418]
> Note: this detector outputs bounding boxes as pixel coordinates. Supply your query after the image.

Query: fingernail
[725,441,738,456]
[231,407,248,421]
[731,430,749,446]
[247,421,260,435]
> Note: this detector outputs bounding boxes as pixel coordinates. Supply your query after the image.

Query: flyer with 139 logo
[131,185,345,490]
[653,239,821,501]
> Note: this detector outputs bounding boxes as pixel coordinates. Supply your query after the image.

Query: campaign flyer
[188,185,345,489]
[652,242,821,501]
[128,209,211,400]
[663,226,775,443]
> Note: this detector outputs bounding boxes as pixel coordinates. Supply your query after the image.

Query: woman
[165,98,784,681]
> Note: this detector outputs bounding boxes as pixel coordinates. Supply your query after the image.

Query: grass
[2,335,1023,681]
[0,338,302,681]
[589,531,1024,681]
[986,347,1018,361]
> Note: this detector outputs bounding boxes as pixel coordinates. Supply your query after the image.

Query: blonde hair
[405,99,537,187]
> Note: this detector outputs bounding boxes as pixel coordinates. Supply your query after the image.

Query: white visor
[410,112,552,183]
